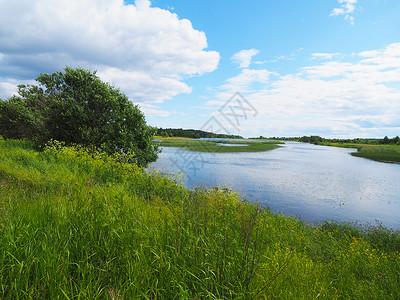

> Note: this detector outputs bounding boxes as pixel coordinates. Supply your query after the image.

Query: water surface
[150,142,400,229]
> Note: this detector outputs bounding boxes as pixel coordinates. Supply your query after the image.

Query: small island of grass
[295,136,400,164]
[156,137,283,153]
[311,142,400,163]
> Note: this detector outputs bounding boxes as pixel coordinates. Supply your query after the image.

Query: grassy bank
[351,145,400,163]
[317,142,400,163]
[316,142,361,149]
[157,137,283,153]
[1,139,400,298]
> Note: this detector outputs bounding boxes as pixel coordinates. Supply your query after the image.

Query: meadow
[156,137,283,153]
[1,138,400,299]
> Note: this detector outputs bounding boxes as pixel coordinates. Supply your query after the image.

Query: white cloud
[311,53,340,60]
[268,47,303,63]
[0,79,19,99]
[0,0,220,102]
[331,0,358,25]
[231,49,259,68]
[358,50,381,58]
[331,0,357,15]
[98,67,192,103]
[221,69,272,94]
[211,43,400,138]
[205,68,274,106]
[137,103,176,118]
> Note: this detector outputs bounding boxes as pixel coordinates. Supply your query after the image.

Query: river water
[149,142,400,229]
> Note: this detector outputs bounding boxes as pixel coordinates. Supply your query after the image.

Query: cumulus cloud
[231,49,260,68]
[330,0,358,25]
[136,103,177,118]
[220,69,272,94]
[0,0,220,102]
[98,67,192,103]
[211,43,400,138]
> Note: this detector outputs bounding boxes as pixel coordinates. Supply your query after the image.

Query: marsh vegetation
[315,143,400,163]
[156,137,283,153]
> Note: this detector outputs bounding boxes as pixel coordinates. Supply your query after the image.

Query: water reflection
[150,142,400,229]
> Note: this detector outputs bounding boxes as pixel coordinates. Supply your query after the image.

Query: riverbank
[1,139,400,298]
[156,137,283,152]
[316,142,400,163]
[352,145,400,163]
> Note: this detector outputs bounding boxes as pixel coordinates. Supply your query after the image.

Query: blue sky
[1,0,400,138]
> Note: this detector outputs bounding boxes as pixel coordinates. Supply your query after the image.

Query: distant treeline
[298,135,400,145]
[156,128,243,139]
[254,135,400,145]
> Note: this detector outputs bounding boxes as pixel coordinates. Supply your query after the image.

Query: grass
[316,142,400,163]
[317,142,361,149]
[0,138,400,298]
[351,145,400,163]
[157,137,283,153]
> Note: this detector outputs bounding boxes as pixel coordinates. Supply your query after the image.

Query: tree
[381,136,390,145]
[0,84,51,142]
[0,67,159,167]
[309,136,323,144]
[298,135,323,144]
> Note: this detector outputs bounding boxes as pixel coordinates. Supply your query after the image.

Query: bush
[0,67,158,167]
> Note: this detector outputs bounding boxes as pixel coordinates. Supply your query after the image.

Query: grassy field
[1,138,400,298]
[318,142,400,163]
[156,137,283,153]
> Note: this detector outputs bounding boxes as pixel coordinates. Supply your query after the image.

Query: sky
[1,0,400,138]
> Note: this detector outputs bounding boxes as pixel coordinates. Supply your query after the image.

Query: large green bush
[0,67,158,167]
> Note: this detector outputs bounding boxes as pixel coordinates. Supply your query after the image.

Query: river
[149,142,400,229]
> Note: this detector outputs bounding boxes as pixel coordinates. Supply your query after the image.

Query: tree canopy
[0,67,159,167]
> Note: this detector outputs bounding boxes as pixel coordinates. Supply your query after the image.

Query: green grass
[0,138,400,298]
[351,145,400,163]
[157,137,283,153]
[316,142,400,163]
[317,142,362,149]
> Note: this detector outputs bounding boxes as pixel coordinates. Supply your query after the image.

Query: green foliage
[252,136,300,141]
[297,135,400,146]
[1,139,399,298]
[380,135,400,145]
[0,85,50,143]
[299,135,323,144]
[157,127,243,139]
[0,67,158,167]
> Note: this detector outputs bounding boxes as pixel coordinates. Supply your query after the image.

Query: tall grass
[0,138,399,299]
